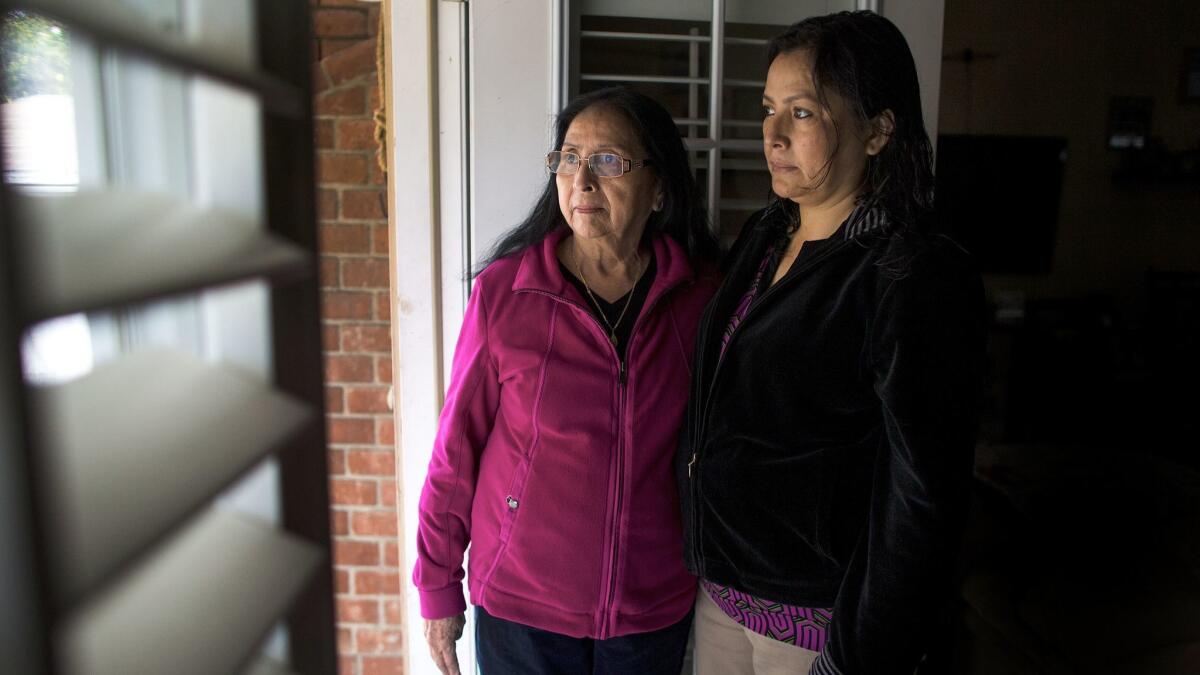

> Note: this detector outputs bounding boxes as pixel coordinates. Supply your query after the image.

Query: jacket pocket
[497,456,532,544]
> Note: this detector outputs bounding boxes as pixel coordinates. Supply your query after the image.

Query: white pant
[693,585,820,675]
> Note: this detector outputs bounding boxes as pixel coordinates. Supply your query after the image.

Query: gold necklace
[575,248,642,348]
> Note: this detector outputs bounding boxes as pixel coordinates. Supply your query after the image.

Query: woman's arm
[413,276,502,620]
[812,243,987,675]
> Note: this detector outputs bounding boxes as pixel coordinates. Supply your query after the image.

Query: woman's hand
[424,613,466,675]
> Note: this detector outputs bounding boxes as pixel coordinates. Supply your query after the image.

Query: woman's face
[762,49,877,208]
[556,105,661,245]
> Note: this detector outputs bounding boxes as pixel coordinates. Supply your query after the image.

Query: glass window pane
[1,11,78,189]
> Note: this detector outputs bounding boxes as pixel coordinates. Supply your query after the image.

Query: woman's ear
[653,193,665,212]
[866,109,895,156]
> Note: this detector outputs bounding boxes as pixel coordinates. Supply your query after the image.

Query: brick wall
[311,2,404,674]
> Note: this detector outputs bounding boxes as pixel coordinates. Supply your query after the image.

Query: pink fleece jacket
[413,229,717,639]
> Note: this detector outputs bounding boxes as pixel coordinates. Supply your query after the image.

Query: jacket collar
[512,227,696,301]
[754,199,893,242]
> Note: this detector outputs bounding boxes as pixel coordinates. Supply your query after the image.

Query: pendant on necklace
[608,333,618,347]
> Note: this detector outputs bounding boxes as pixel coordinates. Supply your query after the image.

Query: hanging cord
[373,8,387,175]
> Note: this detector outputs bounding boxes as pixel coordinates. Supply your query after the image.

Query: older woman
[679,12,987,675]
[414,87,718,674]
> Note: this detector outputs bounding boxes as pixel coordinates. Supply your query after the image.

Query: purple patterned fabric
[704,243,835,651]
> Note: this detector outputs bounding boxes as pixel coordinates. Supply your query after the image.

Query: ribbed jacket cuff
[809,649,843,675]
[418,583,467,620]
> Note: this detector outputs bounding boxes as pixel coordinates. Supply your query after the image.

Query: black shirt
[559,256,657,362]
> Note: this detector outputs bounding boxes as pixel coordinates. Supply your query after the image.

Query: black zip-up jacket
[678,204,987,675]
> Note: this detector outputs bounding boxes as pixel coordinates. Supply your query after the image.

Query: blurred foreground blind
[0,1,337,674]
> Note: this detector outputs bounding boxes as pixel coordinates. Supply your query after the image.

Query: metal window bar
[707,0,725,231]
[580,30,767,46]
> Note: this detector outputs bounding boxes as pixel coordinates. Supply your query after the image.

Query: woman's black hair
[475,86,718,275]
[766,10,934,230]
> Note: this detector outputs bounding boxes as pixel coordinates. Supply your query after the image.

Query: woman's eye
[762,106,775,117]
[793,108,812,120]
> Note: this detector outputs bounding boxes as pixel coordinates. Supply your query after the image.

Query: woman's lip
[574,206,604,213]
[769,162,798,172]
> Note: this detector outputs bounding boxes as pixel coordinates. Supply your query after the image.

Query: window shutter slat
[11,191,310,325]
[32,348,313,609]
[243,657,298,675]
[58,509,322,675]
[0,0,303,117]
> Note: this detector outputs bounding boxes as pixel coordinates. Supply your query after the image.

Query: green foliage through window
[2,11,70,102]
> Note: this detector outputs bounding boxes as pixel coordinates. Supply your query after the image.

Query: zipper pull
[619,361,627,386]
[687,453,697,478]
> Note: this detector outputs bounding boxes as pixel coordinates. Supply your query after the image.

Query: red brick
[338,627,354,653]
[347,387,390,414]
[342,325,390,352]
[331,508,349,535]
[368,82,381,113]
[356,627,404,654]
[337,118,377,150]
[334,567,350,593]
[342,189,386,220]
[312,62,330,94]
[368,155,386,185]
[328,417,375,444]
[347,449,395,478]
[320,224,371,254]
[328,448,346,474]
[325,40,376,86]
[334,537,380,565]
[330,478,378,506]
[314,8,367,39]
[326,385,344,413]
[383,600,403,625]
[316,85,366,116]
[320,38,363,60]
[320,256,339,288]
[337,598,379,624]
[362,657,404,675]
[371,224,389,255]
[323,291,374,320]
[315,120,335,150]
[383,539,399,566]
[366,4,381,36]
[355,568,401,594]
[352,511,397,537]
[376,357,393,384]
[318,188,338,220]
[322,324,340,352]
[338,656,355,675]
[342,257,390,288]
[326,355,374,382]
[317,152,369,185]
[376,293,391,321]
[377,417,395,447]
[380,478,397,507]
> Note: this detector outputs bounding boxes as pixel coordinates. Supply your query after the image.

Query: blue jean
[475,605,693,675]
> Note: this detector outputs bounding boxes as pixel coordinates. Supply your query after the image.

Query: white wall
[881,0,946,143]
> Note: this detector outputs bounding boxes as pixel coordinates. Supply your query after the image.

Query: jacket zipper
[520,277,683,638]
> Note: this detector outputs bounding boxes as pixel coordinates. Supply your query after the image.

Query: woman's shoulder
[473,248,527,290]
[868,226,978,285]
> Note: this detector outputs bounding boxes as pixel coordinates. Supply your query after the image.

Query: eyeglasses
[546,151,650,178]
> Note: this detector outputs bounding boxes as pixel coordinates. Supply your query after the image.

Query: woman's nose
[573,162,597,191]
[763,117,788,149]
